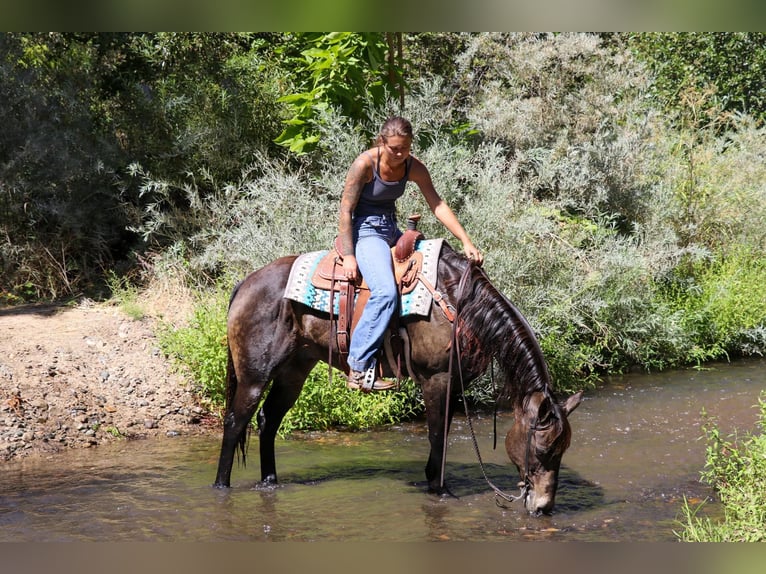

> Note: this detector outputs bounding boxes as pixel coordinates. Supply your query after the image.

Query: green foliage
[663,248,766,364]
[120,33,286,180]
[628,33,766,126]
[277,370,422,436]
[157,286,229,406]
[274,32,400,153]
[126,148,340,283]
[0,282,37,305]
[457,33,659,229]
[0,32,287,299]
[677,394,766,542]
[1,33,131,299]
[666,110,766,251]
[105,271,145,320]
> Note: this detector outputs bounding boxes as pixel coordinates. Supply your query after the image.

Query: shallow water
[1,359,764,541]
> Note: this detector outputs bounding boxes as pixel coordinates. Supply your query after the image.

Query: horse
[213,240,582,515]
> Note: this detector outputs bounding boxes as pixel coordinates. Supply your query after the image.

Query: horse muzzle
[523,477,557,515]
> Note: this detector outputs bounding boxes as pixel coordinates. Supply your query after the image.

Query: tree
[0,32,289,299]
[627,33,766,125]
[274,32,405,153]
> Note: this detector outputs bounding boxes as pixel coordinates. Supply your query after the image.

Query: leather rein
[441,263,534,508]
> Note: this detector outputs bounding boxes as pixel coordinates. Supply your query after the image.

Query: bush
[157,286,229,406]
[277,370,422,436]
[663,247,766,364]
[0,34,130,299]
[677,393,766,542]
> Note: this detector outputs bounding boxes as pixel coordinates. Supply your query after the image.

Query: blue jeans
[347,213,402,372]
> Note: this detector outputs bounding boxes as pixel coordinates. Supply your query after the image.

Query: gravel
[0,301,217,461]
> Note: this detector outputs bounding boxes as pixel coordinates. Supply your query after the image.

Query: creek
[1,359,763,541]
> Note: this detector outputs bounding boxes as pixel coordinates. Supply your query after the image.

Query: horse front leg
[422,373,459,496]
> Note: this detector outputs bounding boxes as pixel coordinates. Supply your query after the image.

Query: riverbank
[0,299,218,462]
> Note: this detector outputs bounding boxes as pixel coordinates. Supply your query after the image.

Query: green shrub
[157,287,229,406]
[105,271,145,320]
[663,248,766,364]
[277,369,422,436]
[677,394,766,542]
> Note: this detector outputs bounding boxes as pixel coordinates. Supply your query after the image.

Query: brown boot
[347,368,397,392]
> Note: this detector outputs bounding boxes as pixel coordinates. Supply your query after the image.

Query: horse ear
[561,391,583,416]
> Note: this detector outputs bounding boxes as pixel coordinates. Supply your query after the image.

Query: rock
[0,303,212,462]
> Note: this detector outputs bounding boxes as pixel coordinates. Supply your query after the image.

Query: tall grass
[677,394,766,542]
[663,247,766,364]
[156,286,230,407]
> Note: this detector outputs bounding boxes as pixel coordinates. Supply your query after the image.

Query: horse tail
[224,279,243,412]
[225,280,249,466]
[224,346,248,465]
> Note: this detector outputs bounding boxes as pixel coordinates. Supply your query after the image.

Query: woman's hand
[342,254,359,281]
[463,242,484,265]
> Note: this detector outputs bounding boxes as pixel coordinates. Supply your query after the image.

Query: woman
[338,116,483,392]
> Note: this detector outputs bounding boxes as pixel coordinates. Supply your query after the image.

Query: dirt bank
[0,299,217,461]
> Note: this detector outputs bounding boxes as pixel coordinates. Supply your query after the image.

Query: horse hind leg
[213,355,267,488]
[257,357,317,484]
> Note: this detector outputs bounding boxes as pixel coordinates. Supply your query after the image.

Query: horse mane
[447,252,554,407]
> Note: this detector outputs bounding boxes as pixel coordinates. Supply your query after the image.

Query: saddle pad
[284,238,443,318]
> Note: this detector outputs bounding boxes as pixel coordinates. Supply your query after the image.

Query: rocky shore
[0,300,216,461]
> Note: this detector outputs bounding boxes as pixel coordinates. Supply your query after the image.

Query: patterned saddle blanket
[283,238,443,317]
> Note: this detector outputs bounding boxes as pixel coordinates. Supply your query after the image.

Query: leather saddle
[310,215,452,381]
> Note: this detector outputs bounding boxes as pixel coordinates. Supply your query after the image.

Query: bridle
[443,315,540,508]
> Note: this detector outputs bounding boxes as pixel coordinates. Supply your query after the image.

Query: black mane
[451,258,553,406]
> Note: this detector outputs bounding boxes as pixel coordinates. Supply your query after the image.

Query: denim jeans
[347,213,402,372]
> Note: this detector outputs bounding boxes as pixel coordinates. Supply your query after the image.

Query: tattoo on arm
[339,160,367,256]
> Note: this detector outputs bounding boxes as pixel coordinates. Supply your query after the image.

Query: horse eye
[535,412,556,430]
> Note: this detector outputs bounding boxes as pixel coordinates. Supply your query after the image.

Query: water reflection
[0,359,763,541]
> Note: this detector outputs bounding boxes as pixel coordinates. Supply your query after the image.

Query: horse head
[505,390,582,515]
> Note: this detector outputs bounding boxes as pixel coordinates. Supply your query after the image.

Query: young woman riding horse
[338,117,483,391]
[213,118,582,515]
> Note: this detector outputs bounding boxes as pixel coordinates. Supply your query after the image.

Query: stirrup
[347,368,397,392]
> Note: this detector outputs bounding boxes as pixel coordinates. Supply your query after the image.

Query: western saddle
[310,214,454,384]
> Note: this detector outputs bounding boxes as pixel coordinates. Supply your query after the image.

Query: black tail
[225,280,249,466]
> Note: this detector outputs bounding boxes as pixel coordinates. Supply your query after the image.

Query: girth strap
[335,277,355,355]
[327,256,355,383]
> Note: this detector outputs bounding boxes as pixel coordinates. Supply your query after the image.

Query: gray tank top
[354,148,412,217]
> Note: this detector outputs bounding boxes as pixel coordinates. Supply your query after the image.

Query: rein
[441,263,533,507]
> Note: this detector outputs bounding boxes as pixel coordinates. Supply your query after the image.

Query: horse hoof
[428,485,457,499]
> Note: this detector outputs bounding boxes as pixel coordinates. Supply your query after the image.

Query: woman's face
[383,135,412,165]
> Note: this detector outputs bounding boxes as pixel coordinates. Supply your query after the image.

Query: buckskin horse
[213,239,582,515]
